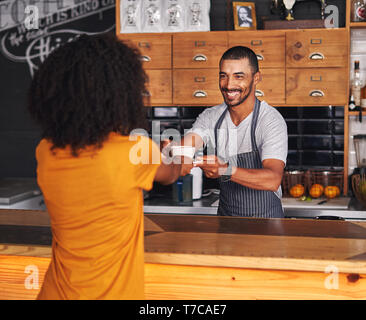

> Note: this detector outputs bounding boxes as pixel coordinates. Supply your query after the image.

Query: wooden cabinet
[228,30,286,105]
[286,29,348,106]
[228,30,285,68]
[286,29,348,68]
[118,33,172,106]
[173,69,222,105]
[116,29,348,107]
[173,32,227,69]
[286,68,348,105]
[145,69,172,105]
[118,33,171,69]
[256,69,285,104]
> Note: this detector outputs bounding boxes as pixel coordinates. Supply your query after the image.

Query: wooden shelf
[349,111,366,116]
[350,22,366,28]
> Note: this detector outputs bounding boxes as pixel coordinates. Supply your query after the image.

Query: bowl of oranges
[306,170,343,200]
[282,170,306,198]
[282,169,343,200]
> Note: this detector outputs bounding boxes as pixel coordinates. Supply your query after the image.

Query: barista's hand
[179,157,194,176]
[194,155,228,179]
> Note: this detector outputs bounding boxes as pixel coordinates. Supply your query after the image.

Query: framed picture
[233,2,257,30]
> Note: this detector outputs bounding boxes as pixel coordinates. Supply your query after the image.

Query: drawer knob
[309,90,324,97]
[251,40,262,46]
[194,77,206,82]
[295,41,302,48]
[193,54,207,62]
[138,42,151,48]
[293,54,303,61]
[309,52,324,60]
[140,55,151,62]
[310,38,322,44]
[255,89,264,97]
[195,41,206,47]
[256,54,264,61]
[310,75,322,81]
[193,90,207,98]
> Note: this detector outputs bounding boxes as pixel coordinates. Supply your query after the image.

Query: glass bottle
[349,94,356,111]
[352,60,363,107]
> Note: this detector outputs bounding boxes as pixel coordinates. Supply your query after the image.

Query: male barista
[181,46,288,218]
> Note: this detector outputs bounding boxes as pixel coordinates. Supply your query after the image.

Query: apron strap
[250,98,261,152]
[214,108,228,156]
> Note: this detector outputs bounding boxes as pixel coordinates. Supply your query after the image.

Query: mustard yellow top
[35,133,160,299]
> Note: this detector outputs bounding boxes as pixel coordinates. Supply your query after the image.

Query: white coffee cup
[171,146,195,159]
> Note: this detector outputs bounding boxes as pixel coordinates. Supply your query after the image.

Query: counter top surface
[2,209,366,274]
[144,194,366,220]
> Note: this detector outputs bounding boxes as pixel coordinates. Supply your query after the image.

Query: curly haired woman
[28,33,181,299]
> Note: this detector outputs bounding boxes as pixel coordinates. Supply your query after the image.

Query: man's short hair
[220,46,259,74]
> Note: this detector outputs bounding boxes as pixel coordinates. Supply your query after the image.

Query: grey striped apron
[215,98,284,218]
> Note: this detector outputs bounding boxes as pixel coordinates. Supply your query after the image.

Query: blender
[350,134,366,196]
[354,134,366,175]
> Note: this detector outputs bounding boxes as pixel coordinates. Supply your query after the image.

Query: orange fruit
[290,184,305,198]
[324,186,340,199]
[309,184,324,198]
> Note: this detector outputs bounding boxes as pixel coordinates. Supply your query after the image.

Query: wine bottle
[352,60,362,108]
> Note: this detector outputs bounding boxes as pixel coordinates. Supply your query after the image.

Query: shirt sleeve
[185,108,213,146]
[258,109,288,165]
[133,136,161,191]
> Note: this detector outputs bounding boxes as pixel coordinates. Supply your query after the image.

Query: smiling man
[181,46,288,218]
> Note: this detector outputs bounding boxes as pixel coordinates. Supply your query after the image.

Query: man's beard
[221,79,254,108]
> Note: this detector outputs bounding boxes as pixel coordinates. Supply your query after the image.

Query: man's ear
[253,71,261,85]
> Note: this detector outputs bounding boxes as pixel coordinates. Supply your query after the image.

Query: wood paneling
[173,69,222,106]
[286,68,348,105]
[286,29,348,68]
[173,32,228,69]
[228,30,286,68]
[0,255,49,300]
[117,33,172,69]
[3,213,366,299]
[256,68,285,104]
[145,263,366,300]
[145,69,172,106]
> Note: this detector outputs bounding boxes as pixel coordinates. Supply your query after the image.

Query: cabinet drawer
[144,69,172,106]
[286,68,347,105]
[173,32,227,69]
[286,29,348,68]
[118,34,171,69]
[256,69,285,104]
[173,69,222,105]
[228,30,285,68]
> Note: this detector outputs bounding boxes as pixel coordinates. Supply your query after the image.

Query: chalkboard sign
[0,0,116,178]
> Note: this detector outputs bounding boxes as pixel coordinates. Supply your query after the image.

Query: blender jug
[354,135,366,174]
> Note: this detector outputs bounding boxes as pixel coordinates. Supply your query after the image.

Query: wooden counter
[1,209,366,299]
